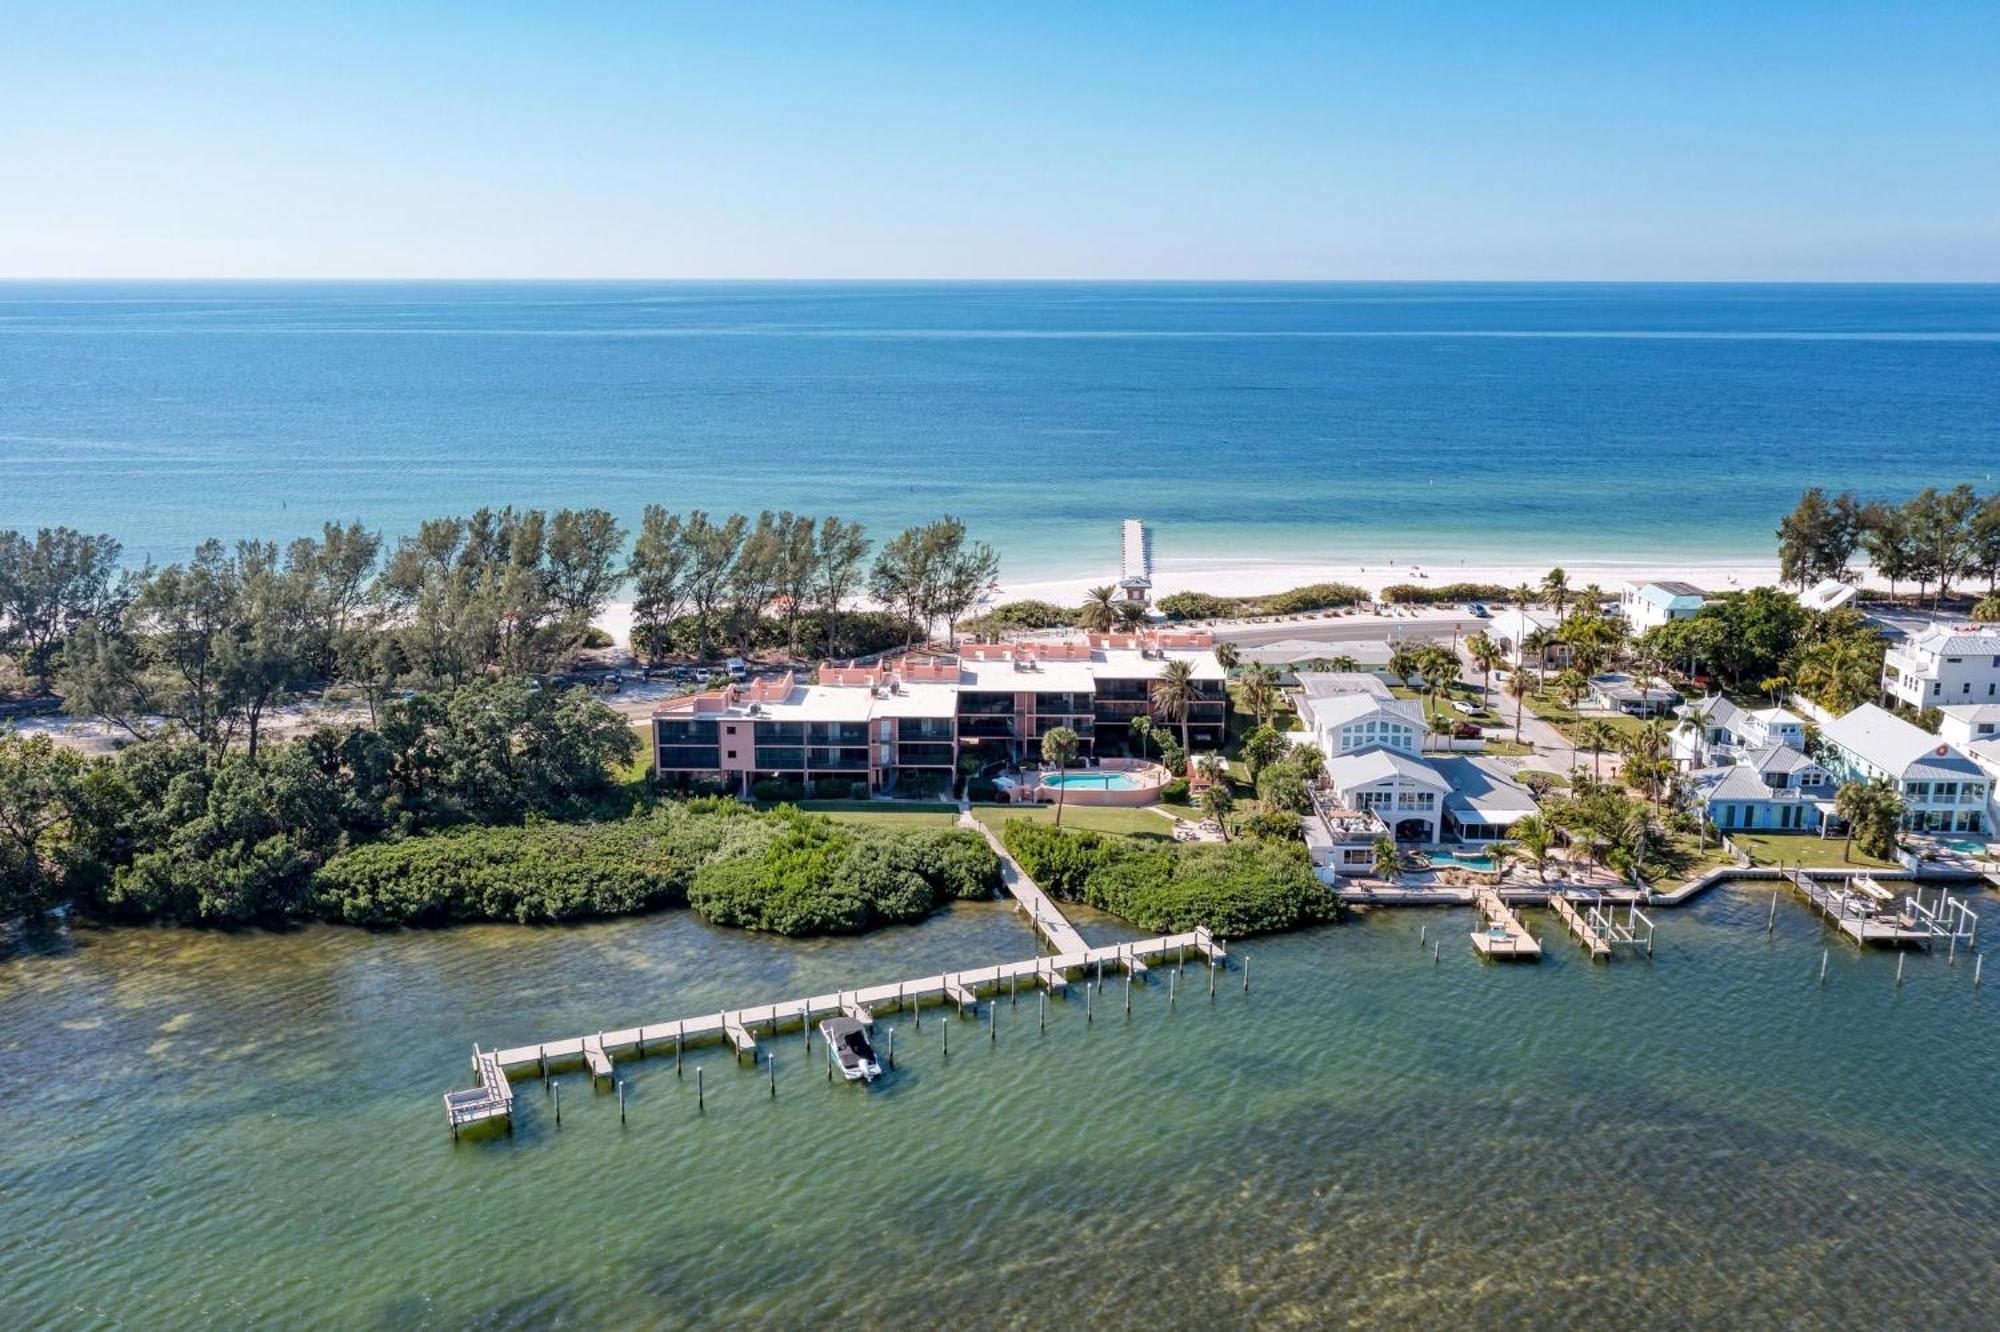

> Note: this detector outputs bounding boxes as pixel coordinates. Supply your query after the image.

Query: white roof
[1483,607,1555,642]
[1300,691,1425,732]
[1818,703,1982,780]
[958,657,1100,693]
[1799,578,1859,613]
[1294,671,1394,701]
[1749,706,1804,728]
[1939,703,2000,725]
[1911,624,2000,656]
[1324,748,1450,792]
[742,685,876,723]
[1627,580,1708,609]
[870,683,962,718]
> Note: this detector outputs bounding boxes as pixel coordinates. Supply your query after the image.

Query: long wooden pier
[1470,886,1540,959]
[1547,890,1655,961]
[1784,870,1979,949]
[479,926,1226,1084]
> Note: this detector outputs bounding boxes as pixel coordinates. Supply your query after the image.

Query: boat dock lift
[1783,871,1979,949]
[1547,890,1655,961]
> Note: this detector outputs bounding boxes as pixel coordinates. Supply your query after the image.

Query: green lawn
[1728,831,1897,870]
[970,803,1175,840]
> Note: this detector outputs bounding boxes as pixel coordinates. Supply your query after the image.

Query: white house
[1294,678,1427,759]
[1673,695,1807,767]
[1816,703,1988,835]
[1880,624,2000,709]
[1937,703,2000,748]
[1482,608,1568,668]
[1321,748,1448,844]
[1619,580,1708,633]
[1798,578,1859,614]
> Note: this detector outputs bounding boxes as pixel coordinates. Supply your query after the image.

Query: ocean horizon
[3,280,1998,582]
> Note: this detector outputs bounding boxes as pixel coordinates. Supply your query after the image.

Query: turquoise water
[4,884,1999,1328]
[1042,771,1143,790]
[4,282,1999,576]
[1429,850,1498,871]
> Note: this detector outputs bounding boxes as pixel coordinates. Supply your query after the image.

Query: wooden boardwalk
[1547,892,1610,960]
[480,926,1227,1084]
[1470,886,1541,959]
[963,813,1092,955]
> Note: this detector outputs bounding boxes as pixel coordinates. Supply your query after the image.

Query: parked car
[1468,602,1490,618]
[725,657,748,680]
[1451,699,1478,715]
[1451,721,1483,739]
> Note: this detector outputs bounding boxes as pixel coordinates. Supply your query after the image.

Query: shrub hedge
[311,801,1001,934]
[997,820,1335,936]
[1379,582,1513,605]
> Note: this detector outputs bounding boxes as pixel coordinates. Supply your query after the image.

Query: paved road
[1213,612,1490,650]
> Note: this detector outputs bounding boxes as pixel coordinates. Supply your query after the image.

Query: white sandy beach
[592,554,1790,645]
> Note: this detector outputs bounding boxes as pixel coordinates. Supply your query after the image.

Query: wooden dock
[443,1045,514,1138]
[965,813,1093,955]
[466,927,1227,1097]
[1784,870,1979,949]
[1470,886,1541,959]
[1547,890,1655,961]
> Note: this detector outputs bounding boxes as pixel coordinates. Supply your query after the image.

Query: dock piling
[1124,968,1131,1016]
[1012,974,1018,1006]
[1820,949,1829,986]
[538,1044,546,1080]
[1086,982,1093,1024]
[553,1079,562,1128]
[1767,890,1778,934]
[1975,953,1984,988]
[697,1067,704,1113]
[1433,940,1440,966]
[989,1000,996,1043]
[1896,953,1906,988]
[1208,960,1216,999]
[1039,991,1046,1032]
[885,1025,894,1070]
[1420,924,1427,948]
[676,1032,684,1077]
[942,1016,949,1057]
[1169,970,1176,1009]
[619,1079,627,1123]
[770,1051,777,1098]
[1243,955,1250,994]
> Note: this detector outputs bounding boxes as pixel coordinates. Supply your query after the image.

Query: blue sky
[4,2,1996,279]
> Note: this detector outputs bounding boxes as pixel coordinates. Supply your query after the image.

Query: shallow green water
[4,885,1997,1329]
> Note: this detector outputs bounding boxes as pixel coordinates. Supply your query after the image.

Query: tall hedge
[998,819,1335,937]
[308,802,1001,935]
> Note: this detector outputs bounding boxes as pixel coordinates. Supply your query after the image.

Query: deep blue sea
[2,282,1997,578]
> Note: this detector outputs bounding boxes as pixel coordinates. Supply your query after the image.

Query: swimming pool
[1430,850,1499,872]
[1041,772,1145,791]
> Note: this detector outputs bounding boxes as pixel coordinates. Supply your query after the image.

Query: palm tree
[1372,835,1401,881]
[1152,658,1198,754]
[1239,663,1280,727]
[1201,782,1235,838]
[1513,582,1536,614]
[1417,644,1460,729]
[1576,718,1617,778]
[1834,779,1904,862]
[1466,631,1504,706]
[1324,653,1360,672]
[1505,666,1537,745]
[1541,567,1571,622]
[1114,599,1148,630]
[1129,714,1154,760]
[1214,640,1241,673]
[1040,726,1080,828]
[1511,815,1555,882]
[1078,586,1118,632]
[1386,641,1422,688]
[1552,667,1589,712]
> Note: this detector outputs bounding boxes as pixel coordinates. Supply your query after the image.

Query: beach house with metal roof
[1880,623,2000,709]
[1618,580,1708,633]
[1815,703,1987,834]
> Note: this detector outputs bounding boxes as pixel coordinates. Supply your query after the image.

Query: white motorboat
[819,1017,881,1082]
